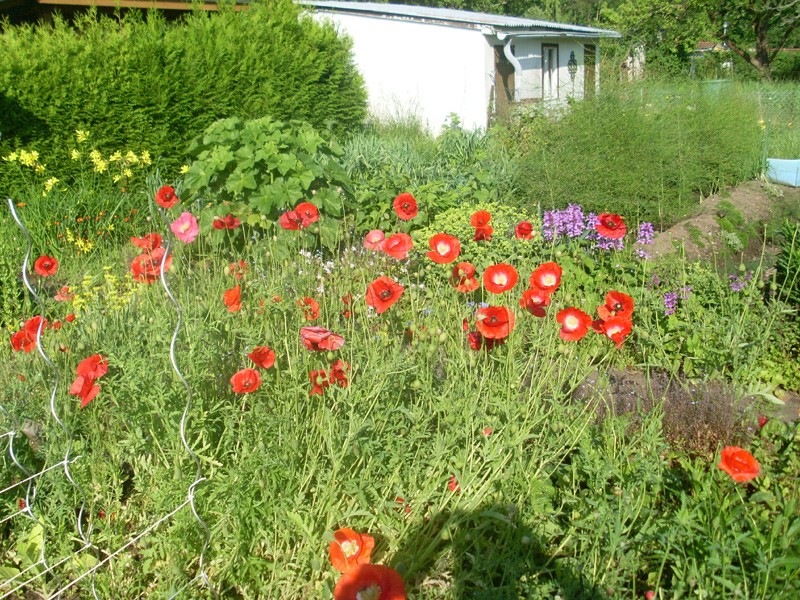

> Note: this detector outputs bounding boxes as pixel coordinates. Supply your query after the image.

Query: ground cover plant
[1,144,799,598]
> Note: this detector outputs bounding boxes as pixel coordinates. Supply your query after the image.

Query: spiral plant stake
[4,199,96,599]
[155,207,215,598]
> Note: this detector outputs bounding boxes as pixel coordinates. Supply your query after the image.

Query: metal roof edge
[299,1,621,38]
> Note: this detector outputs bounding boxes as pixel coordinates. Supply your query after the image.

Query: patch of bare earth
[650,180,800,262]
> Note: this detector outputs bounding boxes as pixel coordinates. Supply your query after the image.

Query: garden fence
[0,199,213,598]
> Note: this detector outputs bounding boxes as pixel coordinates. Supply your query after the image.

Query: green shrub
[510,81,763,227]
[343,119,517,232]
[775,218,800,308]
[0,2,366,192]
[182,116,353,248]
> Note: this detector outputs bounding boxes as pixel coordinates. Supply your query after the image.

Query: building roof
[299,1,621,38]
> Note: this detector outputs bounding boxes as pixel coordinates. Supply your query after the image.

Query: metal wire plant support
[153,190,215,599]
[3,198,97,599]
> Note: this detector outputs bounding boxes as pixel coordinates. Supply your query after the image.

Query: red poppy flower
[515,221,534,240]
[556,307,592,341]
[597,290,635,321]
[483,263,518,294]
[470,210,491,228]
[295,202,320,227]
[598,316,632,349]
[155,185,178,209]
[482,427,494,436]
[300,326,345,351]
[330,359,350,388]
[595,213,627,239]
[223,285,241,312]
[448,475,460,492]
[279,209,304,230]
[24,316,47,336]
[425,233,460,264]
[366,277,404,314]
[34,255,58,277]
[130,248,172,284]
[65,313,75,323]
[70,375,101,409]
[10,329,35,353]
[758,416,769,429]
[248,346,276,369]
[212,213,241,230]
[309,369,331,396]
[450,262,480,293]
[529,262,562,293]
[364,230,385,251]
[476,305,515,340]
[230,368,262,394]
[50,320,62,331]
[717,446,760,483]
[131,233,162,250]
[472,226,493,241]
[519,286,551,318]
[76,354,108,379]
[334,564,406,600]
[229,260,248,280]
[393,192,418,221]
[329,528,376,573]
[297,297,320,321]
[381,233,413,260]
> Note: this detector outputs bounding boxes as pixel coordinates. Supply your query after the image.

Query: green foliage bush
[510,82,763,227]
[342,119,517,232]
[0,2,366,191]
[183,116,353,248]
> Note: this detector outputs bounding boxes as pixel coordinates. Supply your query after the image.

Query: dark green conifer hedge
[0,1,366,187]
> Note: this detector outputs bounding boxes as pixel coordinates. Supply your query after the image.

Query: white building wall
[311,12,492,133]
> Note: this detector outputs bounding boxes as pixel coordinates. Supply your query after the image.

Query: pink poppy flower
[170,212,199,243]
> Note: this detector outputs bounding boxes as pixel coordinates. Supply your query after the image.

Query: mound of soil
[650,180,800,263]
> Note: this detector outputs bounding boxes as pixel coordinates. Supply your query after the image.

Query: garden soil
[644,180,800,422]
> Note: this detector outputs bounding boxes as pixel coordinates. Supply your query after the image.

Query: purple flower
[664,291,678,316]
[636,222,655,245]
[729,273,751,293]
[680,286,692,300]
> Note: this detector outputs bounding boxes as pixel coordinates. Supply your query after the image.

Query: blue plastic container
[766,158,800,187]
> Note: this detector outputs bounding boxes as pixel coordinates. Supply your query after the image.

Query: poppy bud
[326,351,335,361]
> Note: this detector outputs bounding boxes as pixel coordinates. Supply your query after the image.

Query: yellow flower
[125,150,139,165]
[93,159,108,174]
[139,151,152,165]
[76,130,89,143]
[3,151,18,162]
[19,150,40,167]
[71,149,81,160]
[35,164,45,174]
[89,149,102,163]
[758,118,766,131]
[123,168,133,178]
[44,177,59,192]
[112,174,121,183]
[109,151,122,162]
[180,164,190,174]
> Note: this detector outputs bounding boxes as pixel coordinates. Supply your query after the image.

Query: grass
[1,77,799,599]
[1,178,799,598]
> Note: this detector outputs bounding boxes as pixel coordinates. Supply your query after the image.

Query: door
[584,44,596,98]
[542,44,559,100]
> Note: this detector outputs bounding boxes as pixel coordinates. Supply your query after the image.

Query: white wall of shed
[311,12,492,134]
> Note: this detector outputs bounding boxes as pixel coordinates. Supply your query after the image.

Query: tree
[698,0,800,80]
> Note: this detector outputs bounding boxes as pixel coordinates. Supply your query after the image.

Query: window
[542,44,559,99]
